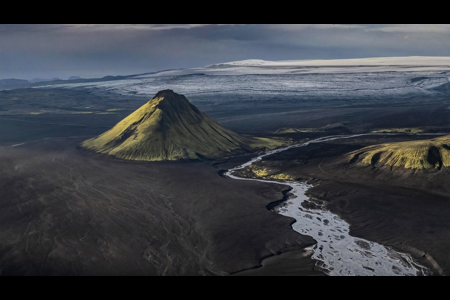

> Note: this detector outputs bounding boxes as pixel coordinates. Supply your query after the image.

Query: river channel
[225,134,431,276]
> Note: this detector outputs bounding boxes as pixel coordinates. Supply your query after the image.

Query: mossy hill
[81,90,285,161]
[347,135,450,169]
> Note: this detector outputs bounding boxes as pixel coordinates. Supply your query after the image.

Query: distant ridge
[81,90,278,161]
[137,56,450,78]
[212,56,450,67]
[0,78,30,90]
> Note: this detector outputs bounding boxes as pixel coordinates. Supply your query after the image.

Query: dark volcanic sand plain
[1,87,450,276]
[0,137,321,276]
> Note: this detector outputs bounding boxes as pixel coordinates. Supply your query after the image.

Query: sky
[1,24,449,80]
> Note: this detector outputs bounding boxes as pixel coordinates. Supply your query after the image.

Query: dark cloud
[0,24,449,80]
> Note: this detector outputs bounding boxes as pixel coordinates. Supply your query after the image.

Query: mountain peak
[151,89,192,108]
[154,89,176,97]
[146,90,202,126]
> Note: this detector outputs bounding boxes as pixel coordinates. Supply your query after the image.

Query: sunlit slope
[348,135,450,169]
[81,90,280,161]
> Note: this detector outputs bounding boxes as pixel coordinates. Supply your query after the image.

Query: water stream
[225,134,431,276]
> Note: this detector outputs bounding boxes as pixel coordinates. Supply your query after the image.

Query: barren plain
[1,62,450,276]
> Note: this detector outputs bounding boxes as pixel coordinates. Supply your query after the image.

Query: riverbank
[225,135,438,276]
[232,248,325,276]
[228,133,450,275]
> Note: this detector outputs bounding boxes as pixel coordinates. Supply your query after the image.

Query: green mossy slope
[348,135,450,169]
[81,90,283,161]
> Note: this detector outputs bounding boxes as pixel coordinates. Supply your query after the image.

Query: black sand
[0,137,320,275]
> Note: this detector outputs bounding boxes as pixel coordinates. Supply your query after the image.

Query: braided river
[225,134,431,276]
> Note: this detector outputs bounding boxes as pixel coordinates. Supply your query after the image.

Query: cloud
[266,24,366,31]
[364,24,450,33]
[64,24,213,31]
[0,24,75,33]
[1,24,449,80]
